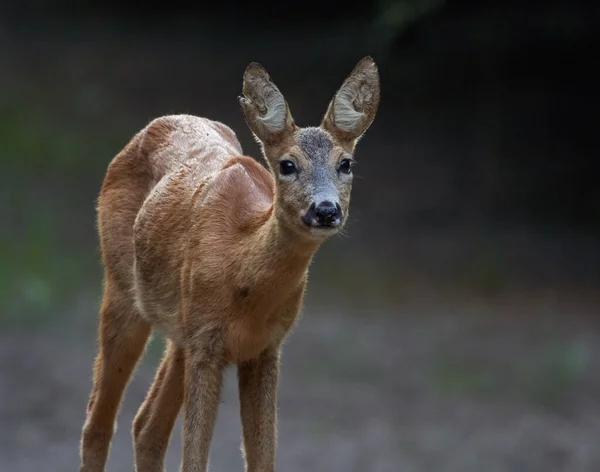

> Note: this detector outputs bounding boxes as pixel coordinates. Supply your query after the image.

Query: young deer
[79,57,380,472]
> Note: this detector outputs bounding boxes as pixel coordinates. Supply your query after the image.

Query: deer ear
[238,63,295,144]
[322,56,380,145]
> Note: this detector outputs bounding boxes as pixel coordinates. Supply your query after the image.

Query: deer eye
[339,158,352,174]
[279,160,297,176]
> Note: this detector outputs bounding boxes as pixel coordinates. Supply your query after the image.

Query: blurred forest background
[1,0,599,471]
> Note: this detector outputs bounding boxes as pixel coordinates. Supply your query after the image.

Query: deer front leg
[181,333,226,472]
[238,346,281,472]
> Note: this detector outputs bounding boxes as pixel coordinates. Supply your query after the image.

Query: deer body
[80,58,379,472]
[131,115,311,359]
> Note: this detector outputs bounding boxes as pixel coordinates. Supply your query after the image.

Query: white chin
[307,225,339,236]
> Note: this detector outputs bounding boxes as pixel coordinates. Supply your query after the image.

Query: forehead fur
[296,127,333,163]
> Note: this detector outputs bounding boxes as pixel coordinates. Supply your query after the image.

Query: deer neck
[244,202,320,291]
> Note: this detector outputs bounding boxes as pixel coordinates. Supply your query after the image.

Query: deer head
[239,57,380,240]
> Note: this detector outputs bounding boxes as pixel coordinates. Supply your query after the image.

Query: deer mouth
[300,214,342,231]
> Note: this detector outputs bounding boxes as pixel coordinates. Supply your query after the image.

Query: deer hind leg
[133,339,184,472]
[80,284,151,472]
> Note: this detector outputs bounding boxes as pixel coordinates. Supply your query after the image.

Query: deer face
[239,57,380,239]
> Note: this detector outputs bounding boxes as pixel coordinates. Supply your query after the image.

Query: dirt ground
[2,290,600,472]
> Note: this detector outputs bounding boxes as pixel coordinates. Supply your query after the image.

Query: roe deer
[79,57,380,472]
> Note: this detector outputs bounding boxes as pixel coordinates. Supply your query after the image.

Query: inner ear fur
[322,56,380,144]
[238,63,295,145]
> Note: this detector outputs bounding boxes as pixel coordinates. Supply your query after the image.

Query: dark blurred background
[1,1,599,471]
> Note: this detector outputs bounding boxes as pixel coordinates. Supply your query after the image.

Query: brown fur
[80,57,379,472]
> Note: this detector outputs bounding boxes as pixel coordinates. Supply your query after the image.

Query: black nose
[313,201,341,226]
